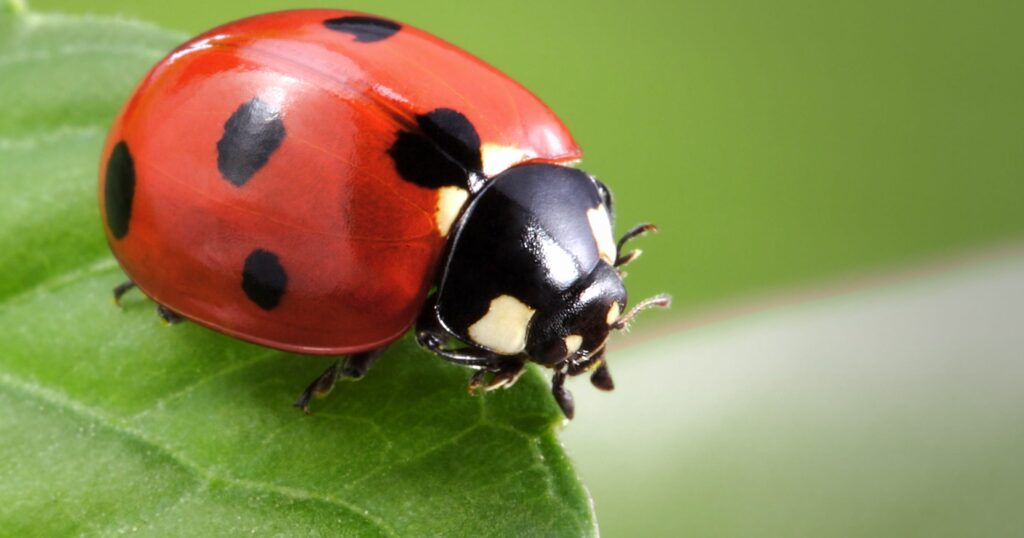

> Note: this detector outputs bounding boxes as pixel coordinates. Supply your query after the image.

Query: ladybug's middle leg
[415,292,526,392]
[293,347,386,414]
[155,304,185,325]
[466,359,527,394]
[418,334,527,394]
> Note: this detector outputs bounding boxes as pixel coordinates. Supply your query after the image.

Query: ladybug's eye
[591,176,613,215]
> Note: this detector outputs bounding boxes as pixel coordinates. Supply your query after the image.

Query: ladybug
[100,9,668,419]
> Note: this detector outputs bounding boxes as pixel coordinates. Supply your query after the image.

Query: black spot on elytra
[242,249,288,310]
[324,16,401,43]
[217,98,286,187]
[104,141,135,239]
[388,108,482,190]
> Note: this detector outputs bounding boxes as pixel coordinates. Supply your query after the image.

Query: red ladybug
[101,10,668,419]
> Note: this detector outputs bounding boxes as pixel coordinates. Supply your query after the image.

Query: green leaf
[0,7,595,536]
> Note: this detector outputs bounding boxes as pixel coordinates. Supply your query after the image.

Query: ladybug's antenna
[611,294,671,331]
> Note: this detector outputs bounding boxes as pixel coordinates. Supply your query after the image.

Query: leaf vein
[0,371,399,537]
[0,257,119,310]
[129,348,283,421]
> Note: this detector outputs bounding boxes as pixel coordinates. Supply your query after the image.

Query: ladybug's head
[526,260,671,377]
[526,262,624,365]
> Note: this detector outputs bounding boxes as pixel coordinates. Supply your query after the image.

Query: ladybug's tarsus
[295,361,340,414]
[112,280,136,306]
[466,361,527,394]
[486,362,526,391]
[589,361,615,391]
[294,348,386,414]
[467,369,488,395]
[551,370,575,420]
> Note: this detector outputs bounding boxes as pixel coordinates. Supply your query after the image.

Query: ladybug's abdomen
[103,46,442,354]
[100,10,580,355]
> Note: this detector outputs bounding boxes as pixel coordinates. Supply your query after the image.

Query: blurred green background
[29,0,1024,535]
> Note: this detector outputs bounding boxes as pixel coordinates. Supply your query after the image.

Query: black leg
[467,359,527,394]
[486,360,527,390]
[589,361,615,391]
[567,348,605,376]
[340,347,386,378]
[113,280,136,305]
[466,369,489,394]
[416,291,526,392]
[615,223,657,267]
[418,336,512,369]
[156,304,185,325]
[294,361,340,414]
[294,348,386,414]
[551,369,575,419]
[415,294,509,369]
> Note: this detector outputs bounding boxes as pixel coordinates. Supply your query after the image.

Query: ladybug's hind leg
[294,347,386,414]
[112,280,136,306]
[112,279,186,326]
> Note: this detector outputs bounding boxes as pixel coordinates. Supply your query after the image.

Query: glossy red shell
[100,9,580,355]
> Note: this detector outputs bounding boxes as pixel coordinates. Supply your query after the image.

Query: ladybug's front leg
[293,347,386,414]
[551,369,574,420]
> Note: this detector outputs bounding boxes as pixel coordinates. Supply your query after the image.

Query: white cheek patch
[481,143,530,177]
[564,334,583,355]
[606,302,621,325]
[434,186,469,237]
[468,295,536,355]
[587,204,617,264]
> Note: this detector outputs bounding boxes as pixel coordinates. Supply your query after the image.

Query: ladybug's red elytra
[101,10,669,419]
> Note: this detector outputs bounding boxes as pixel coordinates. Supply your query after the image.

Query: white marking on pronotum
[587,204,617,264]
[480,143,530,177]
[606,302,621,325]
[564,334,583,355]
[434,186,469,236]
[468,295,536,355]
